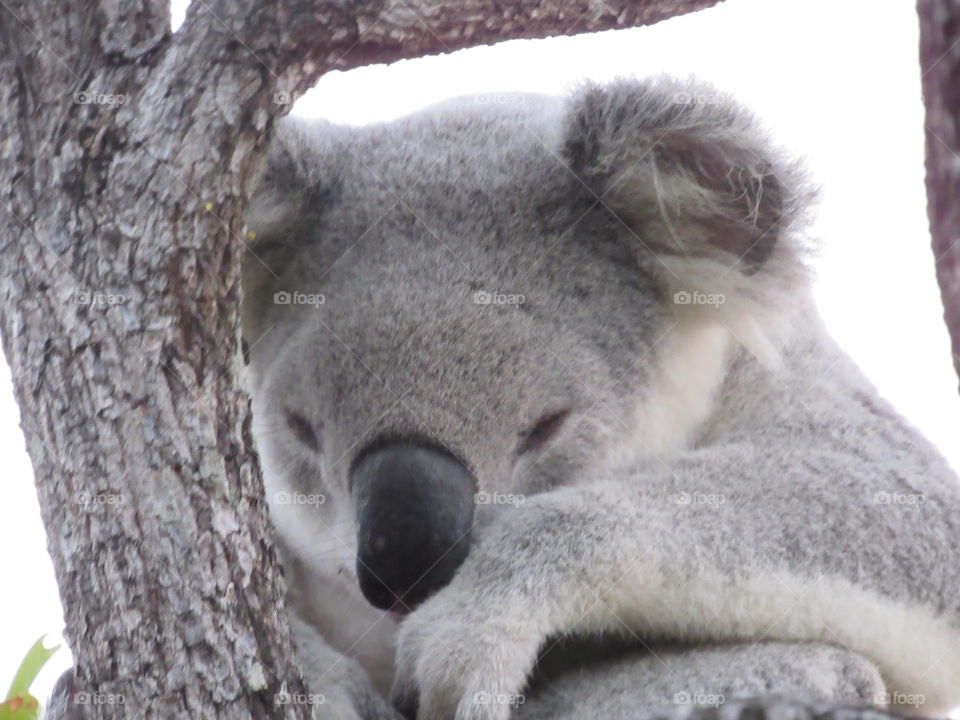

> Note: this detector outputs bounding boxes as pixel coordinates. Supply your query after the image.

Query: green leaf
[0,692,41,720]
[1,636,60,720]
[5,636,59,701]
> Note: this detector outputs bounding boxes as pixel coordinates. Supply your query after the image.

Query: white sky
[4,0,959,707]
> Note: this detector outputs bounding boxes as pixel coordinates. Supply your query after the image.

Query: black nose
[351,441,475,611]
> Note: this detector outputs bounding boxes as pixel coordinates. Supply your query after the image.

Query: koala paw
[391,581,544,720]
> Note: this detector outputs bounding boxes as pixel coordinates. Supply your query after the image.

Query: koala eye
[517,409,570,456]
[284,409,321,453]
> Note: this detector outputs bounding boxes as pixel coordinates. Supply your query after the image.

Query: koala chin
[242,77,960,720]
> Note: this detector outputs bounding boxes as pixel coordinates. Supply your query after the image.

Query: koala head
[242,78,807,614]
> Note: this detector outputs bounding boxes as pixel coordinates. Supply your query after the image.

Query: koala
[242,77,960,720]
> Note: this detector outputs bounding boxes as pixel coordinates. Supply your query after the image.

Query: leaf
[0,692,41,720]
[0,636,60,720]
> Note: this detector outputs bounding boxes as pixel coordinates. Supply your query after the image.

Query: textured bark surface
[918,0,960,391]
[0,1,722,718]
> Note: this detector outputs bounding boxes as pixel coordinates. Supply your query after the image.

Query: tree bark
[918,0,960,392]
[0,0,722,718]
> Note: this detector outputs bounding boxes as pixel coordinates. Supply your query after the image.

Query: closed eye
[284,409,321,453]
[516,409,570,456]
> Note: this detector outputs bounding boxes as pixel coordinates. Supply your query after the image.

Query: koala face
[243,79,803,614]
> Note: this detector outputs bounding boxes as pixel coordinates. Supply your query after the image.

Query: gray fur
[518,641,885,720]
[242,77,960,720]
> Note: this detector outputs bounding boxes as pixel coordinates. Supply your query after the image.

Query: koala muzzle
[350,441,475,612]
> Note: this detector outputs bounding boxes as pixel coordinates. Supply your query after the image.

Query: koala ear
[242,117,342,343]
[245,116,342,242]
[562,78,812,364]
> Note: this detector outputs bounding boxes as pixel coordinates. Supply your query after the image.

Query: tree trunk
[918,0,960,392]
[0,1,722,717]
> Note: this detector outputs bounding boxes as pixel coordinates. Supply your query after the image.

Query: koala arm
[519,640,885,720]
[392,438,960,720]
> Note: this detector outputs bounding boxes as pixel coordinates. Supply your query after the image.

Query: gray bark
[918,0,960,392]
[0,0,722,718]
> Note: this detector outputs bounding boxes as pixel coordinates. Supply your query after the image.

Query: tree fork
[0,1,722,717]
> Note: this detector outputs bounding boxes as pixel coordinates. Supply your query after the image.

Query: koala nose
[350,441,476,612]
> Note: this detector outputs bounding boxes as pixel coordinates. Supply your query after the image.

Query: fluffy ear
[246,116,342,238]
[242,117,342,342]
[562,78,812,364]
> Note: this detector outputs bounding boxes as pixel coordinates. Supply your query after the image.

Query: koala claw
[391,582,542,720]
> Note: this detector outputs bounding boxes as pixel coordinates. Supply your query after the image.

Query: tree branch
[286,0,724,73]
[918,0,960,392]
[0,0,725,717]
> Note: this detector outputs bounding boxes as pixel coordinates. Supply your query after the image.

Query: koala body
[243,78,960,720]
